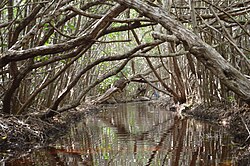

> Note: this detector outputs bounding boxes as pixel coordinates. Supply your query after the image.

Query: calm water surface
[4,102,237,165]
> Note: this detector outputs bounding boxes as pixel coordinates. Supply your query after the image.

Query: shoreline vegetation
[1,99,249,164]
[0,0,250,165]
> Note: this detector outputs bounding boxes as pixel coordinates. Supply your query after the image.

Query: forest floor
[0,99,250,164]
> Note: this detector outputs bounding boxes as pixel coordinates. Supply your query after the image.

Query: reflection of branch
[107,147,125,166]
[189,147,199,165]
[145,118,181,166]
[172,119,187,166]
[47,146,68,166]
[99,112,173,141]
[82,121,94,166]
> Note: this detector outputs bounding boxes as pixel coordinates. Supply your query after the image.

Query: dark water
[3,102,238,165]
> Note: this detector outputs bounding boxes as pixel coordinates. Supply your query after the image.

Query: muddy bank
[147,97,250,165]
[1,99,250,165]
[0,103,100,160]
[149,98,250,144]
[184,103,250,144]
[185,104,250,165]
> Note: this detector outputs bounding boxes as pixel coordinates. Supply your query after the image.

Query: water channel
[4,102,238,165]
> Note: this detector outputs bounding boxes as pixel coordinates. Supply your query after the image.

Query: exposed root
[0,114,45,151]
[0,103,100,160]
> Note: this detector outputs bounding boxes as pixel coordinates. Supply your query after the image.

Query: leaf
[67,23,76,31]
[0,44,7,47]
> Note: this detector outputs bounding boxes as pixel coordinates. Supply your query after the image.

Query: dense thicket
[0,0,250,117]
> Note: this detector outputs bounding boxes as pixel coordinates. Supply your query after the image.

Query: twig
[240,115,250,142]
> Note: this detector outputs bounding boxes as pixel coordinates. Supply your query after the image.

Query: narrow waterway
[4,102,238,165]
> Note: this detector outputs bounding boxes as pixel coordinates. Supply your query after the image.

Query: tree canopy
[0,0,250,117]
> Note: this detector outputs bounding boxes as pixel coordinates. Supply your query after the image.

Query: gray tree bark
[114,0,250,104]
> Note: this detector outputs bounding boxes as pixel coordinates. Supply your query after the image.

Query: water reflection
[3,102,236,166]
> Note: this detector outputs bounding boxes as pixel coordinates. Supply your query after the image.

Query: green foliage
[138,27,153,43]
[66,22,76,31]
[121,66,130,77]
[35,55,49,62]
[111,22,125,28]
[125,82,137,97]
[130,9,140,18]
[0,43,7,48]
[97,64,131,94]
[13,7,18,18]
[227,96,235,103]
[98,75,120,93]
[43,23,49,31]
